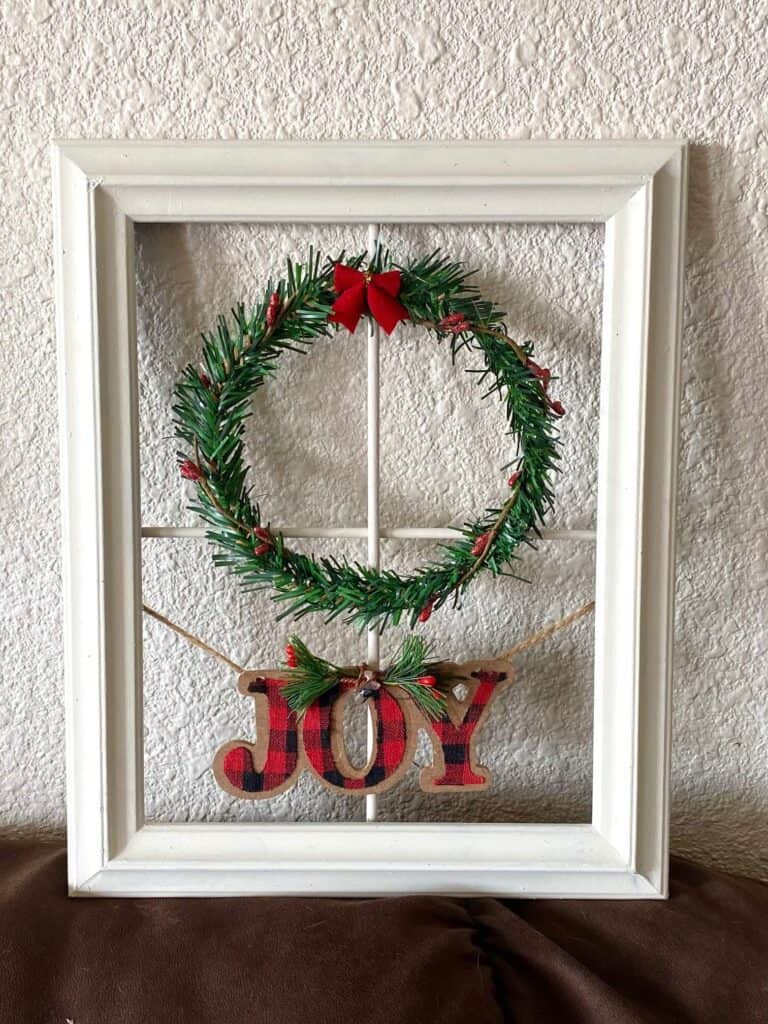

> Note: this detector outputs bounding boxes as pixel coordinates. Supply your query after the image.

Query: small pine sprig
[382,635,446,720]
[280,636,343,716]
[278,634,448,721]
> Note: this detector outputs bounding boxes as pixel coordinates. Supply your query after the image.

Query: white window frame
[53,140,687,898]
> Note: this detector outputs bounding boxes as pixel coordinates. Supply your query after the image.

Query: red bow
[329,264,409,335]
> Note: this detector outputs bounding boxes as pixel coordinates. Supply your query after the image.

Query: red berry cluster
[285,643,298,668]
[418,598,434,623]
[548,397,565,416]
[253,525,274,557]
[471,532,491,557]
[469,472,521,561]
[266,291,282,328]
[527,358,565,416]
[438,311,471,334]
[527,359,550,390]
[180,459,202,481]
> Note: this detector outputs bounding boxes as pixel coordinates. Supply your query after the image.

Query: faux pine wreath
[173,247,564,632]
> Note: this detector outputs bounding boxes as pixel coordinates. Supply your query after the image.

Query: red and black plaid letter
[220,676,300,796]
[423,672,504,789]
[303,682,410,792]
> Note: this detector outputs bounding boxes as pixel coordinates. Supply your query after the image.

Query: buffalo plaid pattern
[303,681,408,790]
[222,676,299,794]
[430,671,503,787]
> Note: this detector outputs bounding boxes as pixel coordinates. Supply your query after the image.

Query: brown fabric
[1,839,767,1023]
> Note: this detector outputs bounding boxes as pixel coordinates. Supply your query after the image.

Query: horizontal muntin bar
[141,525,597,542]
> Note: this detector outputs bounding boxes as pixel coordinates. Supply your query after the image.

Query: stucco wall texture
[1,1,767,881]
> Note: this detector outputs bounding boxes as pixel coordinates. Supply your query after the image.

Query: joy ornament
[214,647,514,799]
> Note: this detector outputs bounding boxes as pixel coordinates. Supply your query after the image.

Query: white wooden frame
[53,141,687,898]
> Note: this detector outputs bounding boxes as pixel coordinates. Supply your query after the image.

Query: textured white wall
[1,0,767,881]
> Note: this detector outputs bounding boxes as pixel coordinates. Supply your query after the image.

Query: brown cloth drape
[1,839,766,1023]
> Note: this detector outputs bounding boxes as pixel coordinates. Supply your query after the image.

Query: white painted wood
[592,183,655,868]
[140,525,597,542]
[365,222,380,823]
[53,140,687,898]
[52,139,682,224]
[53,147,107,892]
[79,823,659,898]
[91,189,145,868]
[631,147,687,893]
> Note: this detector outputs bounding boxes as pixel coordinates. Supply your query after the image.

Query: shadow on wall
[671,142,768,883]
[672,784,768,884]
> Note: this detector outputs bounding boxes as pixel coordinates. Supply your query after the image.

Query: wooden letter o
[302,682,417,794]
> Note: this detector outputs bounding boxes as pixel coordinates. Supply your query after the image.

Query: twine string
[496,599,596,660]
[142,599,595,677]
[142,604,247,675]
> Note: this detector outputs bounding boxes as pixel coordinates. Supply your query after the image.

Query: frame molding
[53,140,687,897]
